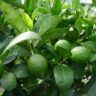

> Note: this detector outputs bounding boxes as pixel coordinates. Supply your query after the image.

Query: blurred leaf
[0,1,27,35]
[89,35,96,41]
[3,91,13,96]
[51,0,62,15]
[85,26,92,38]
[3,86,28,96]
[11,63,30,78]
[0,32,40,59]
[75,18,87,33]
[28,0,38,12]
[38,7,50,14]
[80,76,96,94]
[20,9,33,31]
[0,0,26,10]
[32,8,38,21]
[72,0,80,9]
[82,41,96,52]
[70,64,85,79]
[11,45,31,57]
[63,28,79,42]
[92,0,96,7]
[2,50,16,65]
[47,87,58,96]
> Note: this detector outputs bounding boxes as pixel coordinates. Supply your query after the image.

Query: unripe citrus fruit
[27,54,48,76]
[54,40,71,58]
[71,46,90,63]
[1,72,17,91]
[0,60,4,78]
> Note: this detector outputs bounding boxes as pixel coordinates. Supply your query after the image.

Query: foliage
[0,0,96,96]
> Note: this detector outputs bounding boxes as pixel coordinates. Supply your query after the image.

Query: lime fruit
[71,46,90,63]
[1,72,17,91]
[28,54,48,76]
[54,40,71,58]
[0,60,4,78]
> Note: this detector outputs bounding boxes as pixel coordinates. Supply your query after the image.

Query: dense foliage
[0,0,96,96]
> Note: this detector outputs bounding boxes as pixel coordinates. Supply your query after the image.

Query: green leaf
[28,0,38,12]
[0,36,13,54]
[11,45,31,57]
[2,50,16,65]
[75,18,86,33]
[80,76,96,96]
[72,0,80,10]
[3,90,13,96]
[34,15,61,35]
[33,14,50,32]
[0,0,27,10]
[92,0,96,7]
[3,86,28,96]
[0,32,40,59]
[38,7,50,14]
[54,65,74,91]
[32,8,38,21]
[0,1,27,35]
[38,27,69,46]
[20,9,33,31]
[51,0,62,15]
[82,41,96,52]
[11,63,30,78]
[0,72,17,91]
[89,35,96,41]
[47,87,58,96]
[70,64,85,79]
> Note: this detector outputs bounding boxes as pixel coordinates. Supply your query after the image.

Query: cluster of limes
[0,39,91,91]
[26,39,90,91]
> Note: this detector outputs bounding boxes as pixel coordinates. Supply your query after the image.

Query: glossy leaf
[0,32,40,59]
[11,63,30,78]
[51,0,62,15]
[20,9,33,31]
[0,1,27,35]
[54,65,74,91]
[33,15,61,35]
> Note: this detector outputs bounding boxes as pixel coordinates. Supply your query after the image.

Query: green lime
[27,54,48,76]
[1,72,17,91]
[54,40,71,58]
[0,60,4,78]
[71,46,90,63]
